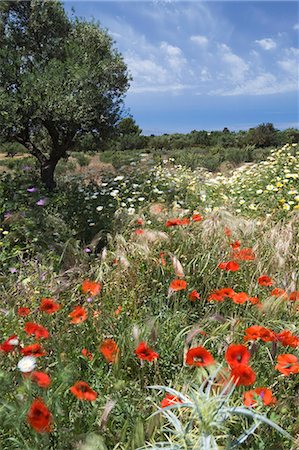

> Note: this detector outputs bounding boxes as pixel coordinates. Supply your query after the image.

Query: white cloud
[160,41,187,73]
[190,35,209,46]
[255,38,277,50]
[294,23,299,30]
[219,43,249,82]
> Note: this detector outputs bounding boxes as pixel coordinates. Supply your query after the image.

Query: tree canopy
[0,0,130,189]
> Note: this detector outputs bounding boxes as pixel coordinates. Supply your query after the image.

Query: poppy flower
[275,354,299,376]
[232,292,248,304]
[134,229,144,235]
[192,214,203,222]
[207,291,225,302]
[218,262,228,270]
[18,307,31,317]
[180,217,190,225]
[159,252,166,266]
[243,387,277,407]
[218,261,240,272]
[230,240,241,249]
[0,335,19,353]
[276,330,299,348]
[259,327,276,342]
[218,287,235,298]
[70,381,98,401]
[258,275,273,287]
[115,306,122,315]
[100,339,119,364]
[169,279,187,292]
[224,227,232,237]
[82,348,93,360]
[31,371,51,388]
[248,296,260,305]
[69,306,87,324]
[135,342,159,362]
[230,364,256,386]
[233,248,255,261]
[27,398,52,433]
[188,290,200,301]
[185,346,215,367]
[40,298,60,314]
[137,218,144,225]
[244,325,263,342]
[225,344,250,368]
[82,279,102,296]
[24,323,49,339]
[271,288,288,300]
[21,343,46,357]
[161,393,183,408]
[289,291,299,301]
[165,218,182,227]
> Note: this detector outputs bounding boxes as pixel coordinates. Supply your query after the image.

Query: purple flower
[84,247,91,253]
[22,165,31,172]
[36,198,46,206]
[27,187,38,193]
[86,297,93,303]
[4,211,13,219]
[9,267,17,273]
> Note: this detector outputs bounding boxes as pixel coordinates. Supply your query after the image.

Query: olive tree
[0,0,130,189]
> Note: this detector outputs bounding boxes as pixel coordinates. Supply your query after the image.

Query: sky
[64,1,299,134]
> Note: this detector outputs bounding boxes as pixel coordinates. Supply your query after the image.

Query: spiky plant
[140,369,293,450]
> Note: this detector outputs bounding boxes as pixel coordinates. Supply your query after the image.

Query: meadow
[0,143,298,450]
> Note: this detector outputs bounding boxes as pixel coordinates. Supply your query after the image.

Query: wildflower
[137,218,144,225]
[159,252,166,266]
[207,291,225,302]
[188,290,200,301]
[225,344,251,368]
[82,349,93,360]
[18,307,31,317]
[27,187,38,193]
[232,292,248,304]
[17,356,36,373]
[243,388,277,407]
[275,354,299,375]
[244,325,263,341]
[31,371,51,388]
[165,218,181,227]
[258,275,273,287]
[161,393,183,408]
[259,327,276,342]
[82,279,102,296]
[248,296,260,305]
[218,261,240,272]
[224,227,232,237]
[21,344,46,357]
[289,291,299,301]
[231,364,256,386]
[185,346,215,367]
[24,322,49,339]
[134,229,144,235]
[191,214,203,222]
[230,240,241,249]
[0,335,19,352]
[39,298,60,314]
[70,381,98,401]
[115,306,122,315]
[36,198,46,206]
[276,330,299,348]
[69,306,87,324]
[100,339,119,364]
[27,398,52,433]
[218,287,235,298]
[135,342,159,362]
[169,279,187,292]
[180,217,190,225]
[232,248,255,261]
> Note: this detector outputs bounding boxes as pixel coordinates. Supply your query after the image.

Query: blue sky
[64,1,298,134]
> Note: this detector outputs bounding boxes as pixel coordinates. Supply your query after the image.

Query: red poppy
[24,322,49,339]
[271,288,288,300]
[207,291,225,302]
[100,339,119,363]
[115,306,122,315]
[135,342,159,362]
[134,229,144,235]
[188,290,200,301]
[70,381,98,401]
[225,344,250,368]
[259,327,276,342]
[232,248,255,261]
[180,217,190,225]
[276,330,299,348]
[258,275,273,287]
[185,346,215,367]
[218,262,228,270]
[230,364,256,386]
[224,227,232,237]
[218,287,235,298]
[230,240,241,249]
[82,348,93,360]
[192,214,203,222]
[224,261,240,272]
[289,291,299,301]
[82,279,102,296]
[21,343,46,357]
[275,354,299,375]
[231,292,248,304]
[27,398,52,433]
[69,306,87,324]
[244,325,263,342]
[159,252,166,266]
[243,387,277,407]
[18,307,31,317]
[31,371,51,388]
[161,393,183,408]
[0,335,19,353]
[165,218,182,227]
[40,298,60,314]
[248,296,260,305]
[137,218,144,225]
[169,279,187,292]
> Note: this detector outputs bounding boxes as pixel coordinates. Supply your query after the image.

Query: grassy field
[0,144,298,450]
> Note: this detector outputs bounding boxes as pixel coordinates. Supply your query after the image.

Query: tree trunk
[40,159,58,191]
